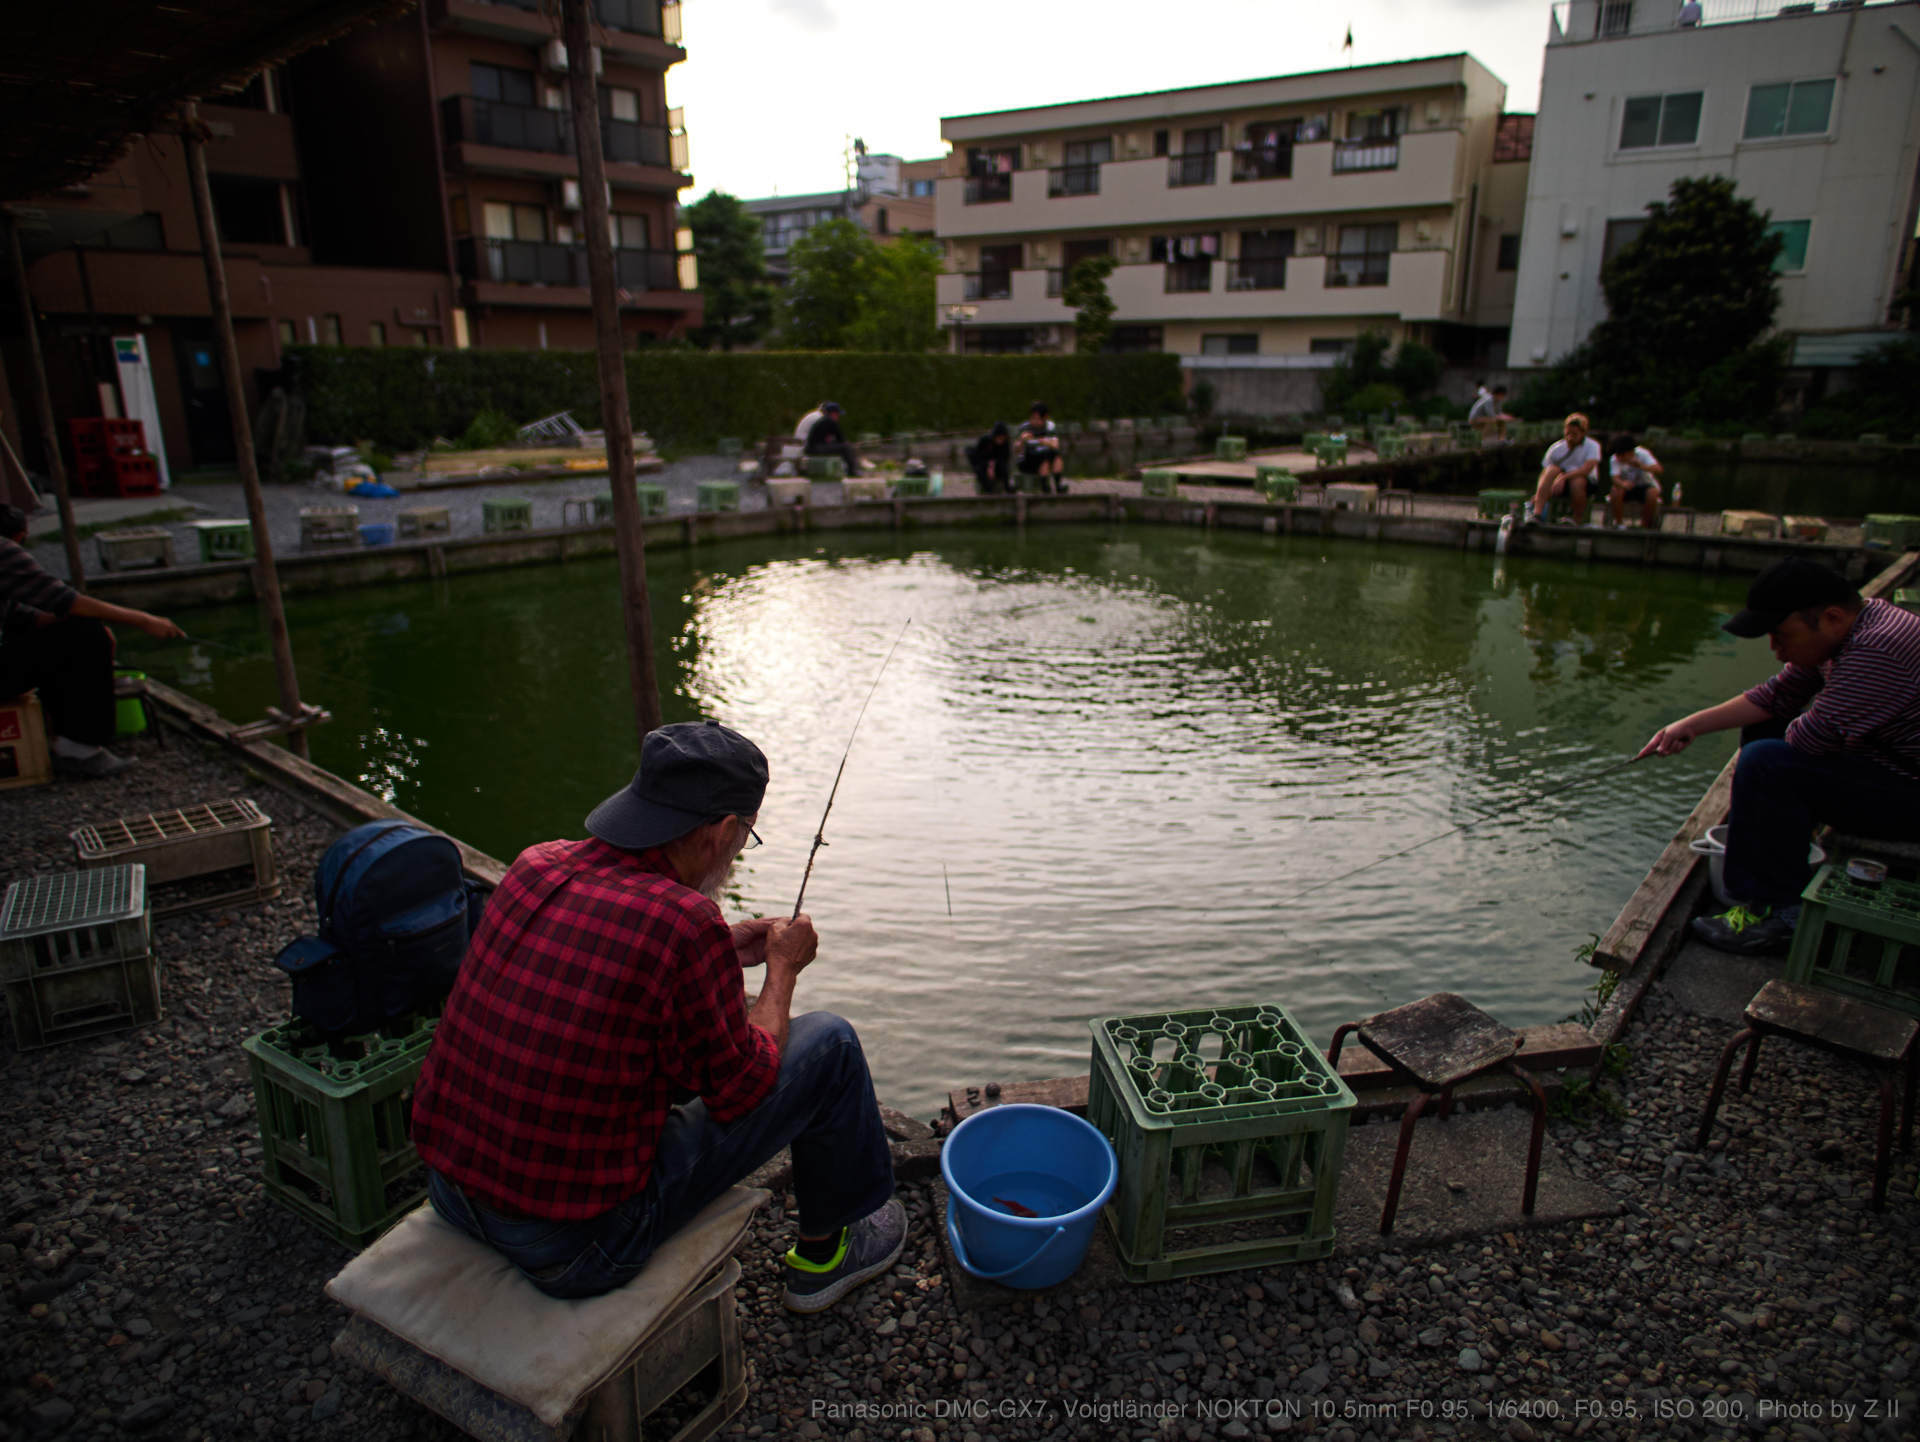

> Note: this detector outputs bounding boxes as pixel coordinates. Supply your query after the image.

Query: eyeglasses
[739,820,763,851]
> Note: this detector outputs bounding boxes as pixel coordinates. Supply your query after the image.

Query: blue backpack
[275,821,487,1036]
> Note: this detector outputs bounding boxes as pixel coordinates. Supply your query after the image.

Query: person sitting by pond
[1637,558,1920,954]
[1467,385,1514,443]
[410,720,904,1309]
[0,503,184,777]
[800,401,862,476]
[967,421,1013,494]
[1016,401,1066,494]
[1606,433,1664,530]
[1524,413,1603,526]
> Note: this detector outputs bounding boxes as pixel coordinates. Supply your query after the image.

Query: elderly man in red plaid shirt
[412,720,903,1311]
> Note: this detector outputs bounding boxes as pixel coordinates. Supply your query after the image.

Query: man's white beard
[695,854,735,904]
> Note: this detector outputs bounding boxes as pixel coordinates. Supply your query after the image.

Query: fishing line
[792,618,911,919]
[1270,752,1648,908]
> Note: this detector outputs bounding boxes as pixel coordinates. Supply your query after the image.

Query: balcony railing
[964,174,1013,204]
[480,0,662,33]
[459,236,682,290]
[1167,153,1217,187]
[1326,253,1392,287]
[603,118,672,168]
[1332,138,1400,173]
[443,95,572,154]
[1226,258,1287,291]
[1164,259,1213,293]
[1045,268,1063,298]
[1047,164,1101,197]
[1232,145,1293,182]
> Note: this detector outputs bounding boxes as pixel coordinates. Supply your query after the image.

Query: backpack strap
[320,821,411,932]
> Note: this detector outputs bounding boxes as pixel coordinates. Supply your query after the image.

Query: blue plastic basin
[942,1104,1116,1289]
[359,523,395,547]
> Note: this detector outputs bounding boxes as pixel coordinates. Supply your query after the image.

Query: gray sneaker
[781,1199,907,1313]
[54,749,135,778]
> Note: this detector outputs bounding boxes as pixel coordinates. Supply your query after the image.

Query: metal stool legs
[1376,1064,1547,1235]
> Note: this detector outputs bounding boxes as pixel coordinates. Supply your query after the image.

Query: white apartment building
[933,56,1528,374]
[1510,0,1920,371]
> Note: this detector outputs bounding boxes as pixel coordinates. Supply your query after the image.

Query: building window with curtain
[1328,223,1395,287]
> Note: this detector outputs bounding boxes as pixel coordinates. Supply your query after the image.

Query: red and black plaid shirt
[411,836,780,1220]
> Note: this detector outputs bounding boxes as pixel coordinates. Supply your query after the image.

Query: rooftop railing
[1549,0,1887,41]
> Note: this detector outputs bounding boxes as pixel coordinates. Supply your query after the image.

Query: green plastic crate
[1894,589,1920,615]
[696,481,740,513]
[715,437,743,457]
[1302,432,1328,453]
[190,519,255,564]
[1741,432,1767,443]
[593,484,669,521]
[1215,436,1247,462]
[1376,435,1406,461]
[1859,433,1889,446]
[1785,866,1920,1019]
[1140,470,1179,499]
[1863,515,1920,551]
[1087,1003,1355,1282]
[481,498,532,534]
[1313,438,1348,468]
[1255,466,1297,503]
[893,475,932,499]
[1478,488,1527,519]
[802,455,844,482]
[244,1013,438,1249]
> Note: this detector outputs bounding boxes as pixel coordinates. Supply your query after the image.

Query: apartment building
[742,153,941,282]
[933,55,1524,370]
[6,0,697,474]
[1509,0,1920,373]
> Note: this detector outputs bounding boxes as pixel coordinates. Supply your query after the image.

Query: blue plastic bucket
[359,522,395,547]
[942,1104,1116,1289]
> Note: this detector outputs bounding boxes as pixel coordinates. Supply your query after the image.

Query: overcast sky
[670,0,1557,203]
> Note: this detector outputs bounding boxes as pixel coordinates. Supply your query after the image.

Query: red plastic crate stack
[68,419,152,497]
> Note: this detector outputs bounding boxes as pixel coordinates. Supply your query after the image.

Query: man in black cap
[412,720,903,1308]
[1638,558,1920,953]
[800,401,863,477]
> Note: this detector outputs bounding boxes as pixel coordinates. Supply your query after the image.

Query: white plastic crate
[72,799,278,917]
[0,865,158,1048]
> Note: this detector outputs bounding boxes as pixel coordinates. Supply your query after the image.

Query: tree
[779,219,875,350]
[684,191,774,351]
[845,233,944,353]
[1062,255,1117,354]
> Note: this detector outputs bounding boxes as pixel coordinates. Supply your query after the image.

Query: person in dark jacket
[967,423,1012,494]
[0,504,184,776]
[801,401,862,476]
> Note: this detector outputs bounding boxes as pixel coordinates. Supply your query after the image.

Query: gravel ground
[4,740,1916,1442]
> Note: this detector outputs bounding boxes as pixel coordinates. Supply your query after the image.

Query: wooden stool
[561,496,596,527]
[328,1187,764,1442]
[1378,488,1415,517]
[1327,992,1548,1234]
[1696,979,1916,1210]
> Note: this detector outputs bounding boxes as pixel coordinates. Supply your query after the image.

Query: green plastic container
[893,475,932,499]
[191,519,254,564]
[1478,488,1527,519]
[696,481,740,513]
[1785,866,1920,1019]
[802,455,845,482]
[481,498,532,534]
[1376,435,1406,461]
[1255,466,1296,503]
[114,670,148,738]
[244,1013,438,1250]
[1086,1003,1355,1282]
[593,483,669,521]
[1215,436,1248,462]
[1140,470,1179,499]
[1863,515,1920,552]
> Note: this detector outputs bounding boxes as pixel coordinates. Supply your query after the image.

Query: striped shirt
[410,837,780,1220]
[1745,599,1920,781]
[0,537,76,631]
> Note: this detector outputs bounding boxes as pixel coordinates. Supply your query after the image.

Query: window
[99,213,165,249]
[471,62,536,107]
[1743,78,1835,140]
[964,147,1018,204]
[1346,109,1402,140]
[1619,91,1702,149]
[1767,219,1811,272]
[276,319,297,347]
[1062,238,1111,276]
[1202,334,1259,356]
[908,178,935,197]
[1051,137,1111,196]
[1328,223,1395,287]
[209,175,290,246]
[977,243,1022,300]
[1229,229,1292,290]
[321,314,343,345]
[1152,129,1169,157]
[606,87,640,122]
[1235,120,1295,181]
[368,322,387,346]
[1497,234,1521,271]
[1602,218,1647,269]
[1310,338,1355,355]
[962,327,1031,355]
[610,213,650,249]
[1598,1,1633,36]
[874,208,888,234]
[1105,325,1163,354]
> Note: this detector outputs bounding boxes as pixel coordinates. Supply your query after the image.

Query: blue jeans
[1723,739,1920,905]
[428,1011,895,1299]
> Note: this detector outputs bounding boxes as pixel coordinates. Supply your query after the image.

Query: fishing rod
[1271,751,1648,909]
[791,618,911,919]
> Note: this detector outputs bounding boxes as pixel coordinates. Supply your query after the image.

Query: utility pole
[181,104,311,759]
[562,0,663,748]
[3,210,88,591]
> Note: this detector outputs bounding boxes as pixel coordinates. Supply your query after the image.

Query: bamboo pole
[3,210,89,591]
[561,0,664,749]
[181,105,310,759]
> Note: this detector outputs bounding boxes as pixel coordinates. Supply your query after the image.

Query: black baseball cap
[586,720,768,850]
[1721,557,1860,638]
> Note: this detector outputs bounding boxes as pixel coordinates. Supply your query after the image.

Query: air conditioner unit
[541,39,601,73]
[560,178,582,210]
[1414,221,1433,244]
[1031,241,1049,262]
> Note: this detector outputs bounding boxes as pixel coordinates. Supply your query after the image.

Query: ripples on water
[127,528,1769,1113]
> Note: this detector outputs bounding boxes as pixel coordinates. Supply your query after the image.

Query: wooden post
[181,107,310,760]
[562,0,663,747]
[3,210,88,591]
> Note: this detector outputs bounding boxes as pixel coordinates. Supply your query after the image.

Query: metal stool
[1327,992,1548,1234]
[1378,488,1415,517]
[1696,979,1916,1211]
[561,495,596,527]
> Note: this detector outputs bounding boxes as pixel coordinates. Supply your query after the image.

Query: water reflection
[123,527,1769,1113]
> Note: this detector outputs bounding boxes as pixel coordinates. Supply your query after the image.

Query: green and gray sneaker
[781,1199,907,1314]
[1690,902,1800,956]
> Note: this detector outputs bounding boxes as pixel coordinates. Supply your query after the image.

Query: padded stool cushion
[325,1185,766,1426]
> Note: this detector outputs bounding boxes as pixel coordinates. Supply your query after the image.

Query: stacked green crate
[244,1013,438,1249]
[892,475,932,499]
[1086,1003,1355,1281]
[1863,516,1920,551]
[696,481,741,513]
[1785,867,1920,1019]
[1254,466,1296,503]
[481,498,532,534]
[802,455,844,482]
[1139,470,1179,499]
[1215,436,1247,462]
[1477,489,1526,519]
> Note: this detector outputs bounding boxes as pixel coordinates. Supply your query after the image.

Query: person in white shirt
[794,404,828,444]
[1467,385,1514,442]
[1525,413,1603,525]
[1606,433,1664,530]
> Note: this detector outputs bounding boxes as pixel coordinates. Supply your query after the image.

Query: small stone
[217,1092,251,1119]
[310,1344,331,1366]
[1367,1358,1393,1378]
[119,1069,149,1086]
[1539,1331,1564,1352]
[1418,1328,1445,1347]
[117,1395,174,1430]
[1222,1422,1250,1439]
[875,1318,897,1336]
[1357,1318,1380,1346]
[126,1318,153,1337]
[1458,1347,1483,1373]
[1446,1180,1467,1193]
[310,1388,341,1421]
[304,1381,327,1403]
[30,1399,76,1429]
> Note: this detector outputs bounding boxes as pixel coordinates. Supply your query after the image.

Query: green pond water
[122,524,1777,1115]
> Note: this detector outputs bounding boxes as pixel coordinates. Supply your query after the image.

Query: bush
[1346,382,1405,416]
[286,347,1184,450]
[457,410,521,449]
[1795,337,1920,439]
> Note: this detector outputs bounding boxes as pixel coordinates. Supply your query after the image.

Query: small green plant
[458,409,520,450]
[1553,937,1630,1124]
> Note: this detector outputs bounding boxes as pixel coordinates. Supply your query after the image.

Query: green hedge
[287,346,1186,451]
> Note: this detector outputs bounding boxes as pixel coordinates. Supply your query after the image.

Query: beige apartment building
[934,55,1529,380]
